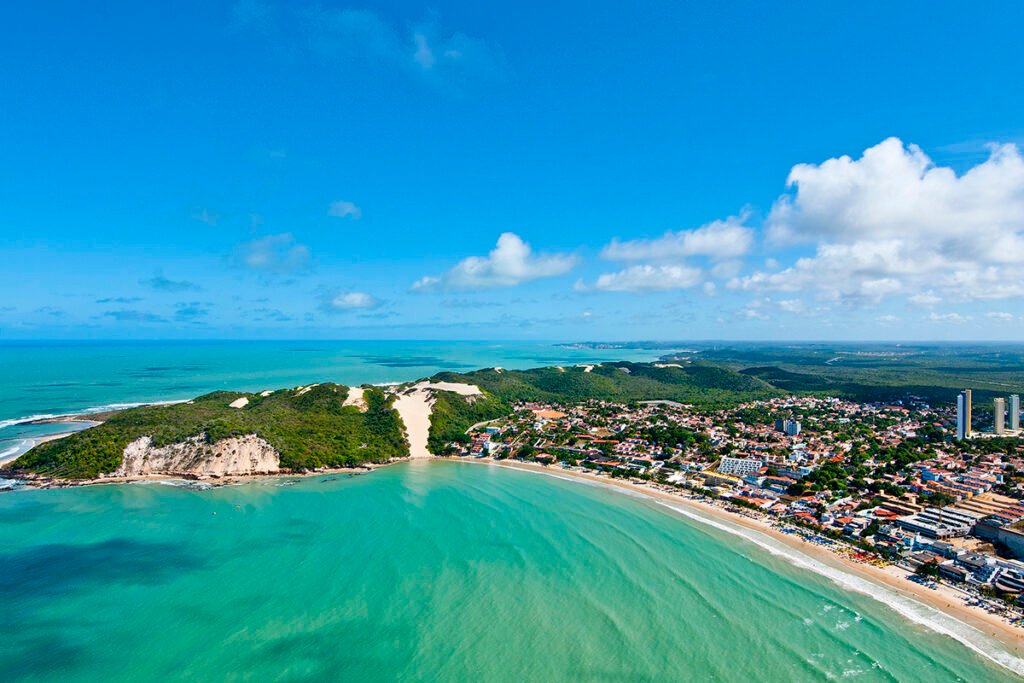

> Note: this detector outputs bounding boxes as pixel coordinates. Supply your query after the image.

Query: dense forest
[431,361,779,406]
[6,384,408,479]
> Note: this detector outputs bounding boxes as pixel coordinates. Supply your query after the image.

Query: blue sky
[3,1,1024,340]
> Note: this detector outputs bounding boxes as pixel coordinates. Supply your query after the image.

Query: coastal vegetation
[6,384,408,479]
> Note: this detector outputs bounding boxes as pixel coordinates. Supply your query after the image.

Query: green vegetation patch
[427,390,508,454]
[432,361,778,406]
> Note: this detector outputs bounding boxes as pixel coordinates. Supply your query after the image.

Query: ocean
[1,460,1019,681]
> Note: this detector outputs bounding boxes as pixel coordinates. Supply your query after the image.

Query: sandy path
[343,386,367,411]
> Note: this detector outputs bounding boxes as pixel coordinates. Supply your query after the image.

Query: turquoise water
[0,461,1019,681]
[0,340,662,458]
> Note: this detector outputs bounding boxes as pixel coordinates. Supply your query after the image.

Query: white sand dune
[228,397,249,409]
[392,382,482,457]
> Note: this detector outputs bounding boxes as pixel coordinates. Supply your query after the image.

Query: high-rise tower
[1011,394,1020,432]
[995,397,1006,435]
[957,389,972,440]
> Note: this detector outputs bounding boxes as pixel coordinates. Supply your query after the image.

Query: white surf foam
[0,439,35,464]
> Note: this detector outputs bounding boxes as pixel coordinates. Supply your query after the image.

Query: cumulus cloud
[328,200,362,219]
[584,213,753,293]
[326,291,380,310]
[235,233,311,273]
[601,214,754,262]
[732,138,1024,305]
[929,312,971,323]
[412,232,577,291]
[579,264,703,293]
[986,311,1016,321]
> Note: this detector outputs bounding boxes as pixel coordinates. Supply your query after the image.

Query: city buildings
[774,418,801,436]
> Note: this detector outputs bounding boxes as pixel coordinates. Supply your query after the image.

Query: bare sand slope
[392,382,481,458]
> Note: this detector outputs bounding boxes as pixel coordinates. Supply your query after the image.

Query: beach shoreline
[444,456,1024,668]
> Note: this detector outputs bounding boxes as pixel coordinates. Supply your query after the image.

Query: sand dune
[392,382,481,457]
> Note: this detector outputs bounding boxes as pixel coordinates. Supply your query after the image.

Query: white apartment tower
[956,389,972,440]
[1011,394,1020,432]
[995,397,1006,435]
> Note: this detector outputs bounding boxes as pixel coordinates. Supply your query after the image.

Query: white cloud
[579,265,703,293]
[739,300,768,320]
[601,214,754,262]
[877,314,901,323]
[986,311,1016,321]
[733,138,1024,305]
[412,232,577,291]
[777,299,804,314]
[235,233,311,273]
[327,291,379,310]
[928,312,971,323]
[585,213,753,294]
[908,292,942,307]
[328,200,362,219]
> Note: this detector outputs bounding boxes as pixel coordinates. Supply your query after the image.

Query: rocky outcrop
[116,434,280,478]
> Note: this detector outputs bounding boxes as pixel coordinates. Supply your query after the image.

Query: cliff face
[116,434,280,478]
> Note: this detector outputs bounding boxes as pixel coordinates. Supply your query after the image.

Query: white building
[717,457,763,477]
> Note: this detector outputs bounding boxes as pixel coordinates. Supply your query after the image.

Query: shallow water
[0,461,1017,681]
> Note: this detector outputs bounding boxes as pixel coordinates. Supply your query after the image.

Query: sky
[3,1,1024,341]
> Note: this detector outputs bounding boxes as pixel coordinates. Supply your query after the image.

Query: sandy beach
[451,456,1024,670]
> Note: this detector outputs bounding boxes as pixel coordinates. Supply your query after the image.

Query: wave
[0,400,188,431]
[487,463,1024,678]
[651,500,1024,677]
[0,439,33,461]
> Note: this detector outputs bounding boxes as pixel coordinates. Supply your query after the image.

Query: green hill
[6,384,408,480]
